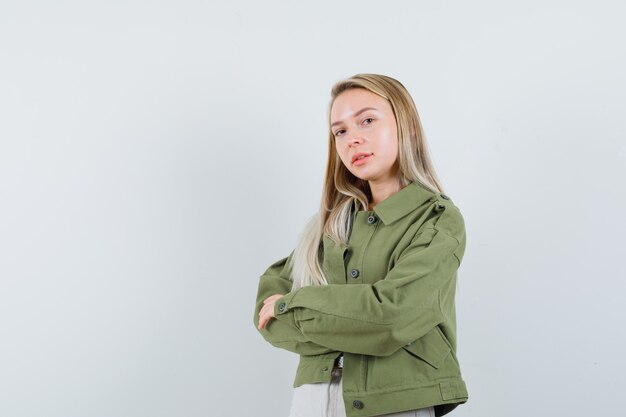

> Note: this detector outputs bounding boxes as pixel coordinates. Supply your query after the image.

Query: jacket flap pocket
[402,326,451,369]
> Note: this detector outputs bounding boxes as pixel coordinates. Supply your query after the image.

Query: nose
[347,134,364,147]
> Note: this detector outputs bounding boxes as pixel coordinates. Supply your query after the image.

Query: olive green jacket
[252,181,468,417]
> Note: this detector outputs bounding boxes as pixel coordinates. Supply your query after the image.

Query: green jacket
[252,181,468,417]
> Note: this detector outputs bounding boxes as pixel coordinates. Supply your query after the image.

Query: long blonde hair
[287,73,445,291]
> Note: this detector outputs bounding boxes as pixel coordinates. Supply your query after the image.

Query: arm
[273,214,466,357]
[252,252,339,356]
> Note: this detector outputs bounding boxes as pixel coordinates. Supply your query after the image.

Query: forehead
[330,88,391,121]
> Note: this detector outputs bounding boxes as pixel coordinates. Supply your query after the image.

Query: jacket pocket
[402,326,451,369]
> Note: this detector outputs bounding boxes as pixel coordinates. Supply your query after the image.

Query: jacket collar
[368,181,436,226]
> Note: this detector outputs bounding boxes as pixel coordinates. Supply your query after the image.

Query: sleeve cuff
[273,290,300,328]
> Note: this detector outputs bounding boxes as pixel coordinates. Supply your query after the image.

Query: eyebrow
[331,107,379,128]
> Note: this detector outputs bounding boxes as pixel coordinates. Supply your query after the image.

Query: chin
[351,172,376,182]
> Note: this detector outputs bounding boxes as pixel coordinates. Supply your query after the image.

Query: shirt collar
[370,181,436,225]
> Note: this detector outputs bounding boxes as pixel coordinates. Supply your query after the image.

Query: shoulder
[430,192,465,244]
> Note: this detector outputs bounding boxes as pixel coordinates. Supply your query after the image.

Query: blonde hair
[287,73,445,291]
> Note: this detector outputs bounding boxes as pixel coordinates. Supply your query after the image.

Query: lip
[351,152,373,164]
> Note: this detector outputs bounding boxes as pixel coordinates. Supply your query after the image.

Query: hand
[258,294,284,330]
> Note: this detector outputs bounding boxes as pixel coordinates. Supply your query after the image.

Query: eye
[363,117,374,125]
[334,129,345,137]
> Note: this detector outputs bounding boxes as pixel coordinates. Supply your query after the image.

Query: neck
[368,178,402,210]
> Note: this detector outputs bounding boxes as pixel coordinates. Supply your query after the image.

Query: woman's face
[330,88,399,184]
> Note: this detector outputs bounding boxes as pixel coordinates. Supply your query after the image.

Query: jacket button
[353,400,363,409]
[322,367,328,372]
[278,303,286,312]
[350,269,360,278]
[367,215,377,224]
[440,193,450,200]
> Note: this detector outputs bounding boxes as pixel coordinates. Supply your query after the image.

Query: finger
[259,314,270,330]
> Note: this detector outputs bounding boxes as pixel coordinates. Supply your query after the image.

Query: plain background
[1,1,625,416]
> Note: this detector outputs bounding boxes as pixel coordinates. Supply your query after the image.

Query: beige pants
[288,368,435,417]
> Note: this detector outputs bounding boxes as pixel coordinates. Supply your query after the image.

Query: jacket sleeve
[253,251,339,356]
[273,212,466,357]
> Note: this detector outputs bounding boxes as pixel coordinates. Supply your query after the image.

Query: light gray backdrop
[1,1,625,416]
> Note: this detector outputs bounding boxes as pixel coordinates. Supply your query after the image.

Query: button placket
[346,211,378,284]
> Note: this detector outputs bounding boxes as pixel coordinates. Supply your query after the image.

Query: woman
[253,73,468,417]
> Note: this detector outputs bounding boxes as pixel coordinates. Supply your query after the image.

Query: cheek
[380,128,399,158]
[334,143,342,158]
[335,144,348,164]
